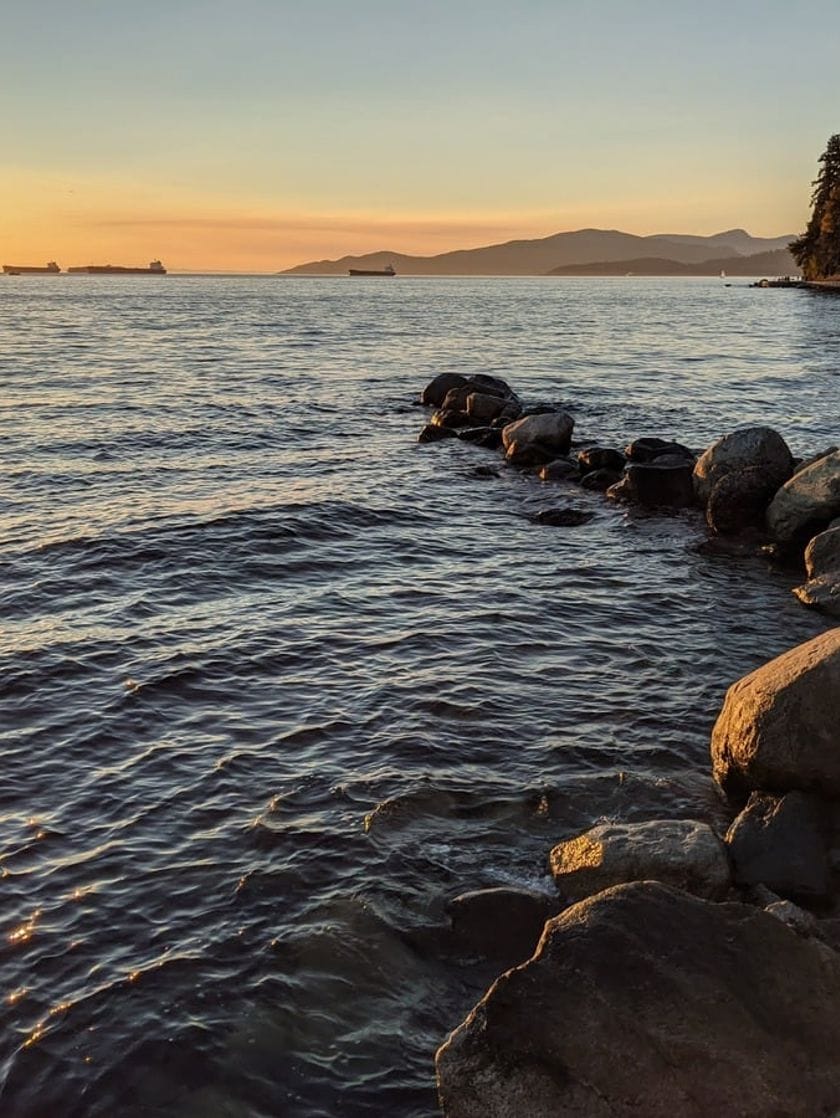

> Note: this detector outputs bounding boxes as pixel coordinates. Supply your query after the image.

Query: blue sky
[2,1,838,268]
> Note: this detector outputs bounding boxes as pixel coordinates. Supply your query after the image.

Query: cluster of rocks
[435,626,840,1116]
[418,374,840,618]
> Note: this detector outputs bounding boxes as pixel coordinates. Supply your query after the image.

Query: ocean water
[0,275,836,1117]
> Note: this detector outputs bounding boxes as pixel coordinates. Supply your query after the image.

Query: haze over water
[0,275,836,1116]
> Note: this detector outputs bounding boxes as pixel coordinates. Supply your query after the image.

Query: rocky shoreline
[416,375,840,1116]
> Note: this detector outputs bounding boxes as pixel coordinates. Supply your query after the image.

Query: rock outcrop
[436,882,840,1118]
[711,627,840,799]
[549,819,730,901]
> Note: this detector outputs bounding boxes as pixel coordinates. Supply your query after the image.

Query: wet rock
[792,574,840,617]
[805,525,840,578]
[794,446,839,475]
[420,373,469,407]
[502,412,574,466]
[725,791,830,902]
[711,627,840,799]
[464,391,509,423]
[431,407,471,429]
[578,446,625,474]
[606,461,695,507]
[764,899,819,936]
[537,457,578,481]
[419,423,458,444]
[469,373,516,399]
[693,426,793,507]
[457,426,503,449]
[447,887,561,965]
[531,507,594,527]
[549,819,730,901]
[436,882,840,1118]
[624,437,695,464]
[706,465,780,535]
[467,465,500,480]
[767,449,840,542]
[580,467,623,492]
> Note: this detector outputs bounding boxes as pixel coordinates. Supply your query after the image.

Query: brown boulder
[436,882,840,1118]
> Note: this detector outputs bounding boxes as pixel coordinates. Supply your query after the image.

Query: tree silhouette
[790,134,840,279]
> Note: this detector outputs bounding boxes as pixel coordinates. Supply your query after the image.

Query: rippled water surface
[1,276,837,1116]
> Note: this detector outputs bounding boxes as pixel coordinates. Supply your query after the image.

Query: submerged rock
[502,412,574,466]
[549,819,730,901]
[693,426,793,507]
[447,887,561,965]
[711,627,840,799]
[726,791,830,902]
[537,457,578,481]
[436,882,840,1118]
[624,437,694,464]
[578,446,625,474]
[418,423,458,443]
[580,467,622,492]
[531,507,593,527]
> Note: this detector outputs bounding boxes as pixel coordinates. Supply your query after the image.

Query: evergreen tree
[790,134,840,279]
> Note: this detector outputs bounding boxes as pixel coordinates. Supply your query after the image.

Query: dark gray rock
[624,437,695,464]
[793,575,840,617]
[767,449,840,542]
[436,882,840,1118]
[420,373,469,407]
[578,446,626,474]
[457,426,503,449]
[726,791,830,902]
[532,507,594,527]
[606,461,695,507]
[706,465,781,535]
[537,457,579,481]
[580,467,623,492]
[465,391,509,423]
[447,887,561,965]
[694,427,793,506]
[418,423,458,443]
[805,525,840,578]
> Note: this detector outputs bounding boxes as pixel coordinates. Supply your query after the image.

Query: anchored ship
[348,264,396,277]
[3,261,61,275]
[67,260,167,275]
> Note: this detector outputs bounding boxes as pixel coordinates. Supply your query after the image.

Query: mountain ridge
[281,227,796,276]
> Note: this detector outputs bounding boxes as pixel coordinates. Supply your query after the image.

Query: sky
[2,0,839,272]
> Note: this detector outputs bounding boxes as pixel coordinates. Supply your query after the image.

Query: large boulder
[767,449,840,542]
[465,392,513,423]
[805,525,840,578]
[725,791,831,902]
[549,819,730,901]
[693,427,793,507]
[711,627,840,799]
[706,466,781,535]
[436,882,840,1118]
[420,373,469,407]
[502,412,574,466]
[606,461,694,507]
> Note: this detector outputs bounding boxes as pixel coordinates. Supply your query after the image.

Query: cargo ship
[348,264,396,276]
[3,261,61,275]
[67,260,167,275]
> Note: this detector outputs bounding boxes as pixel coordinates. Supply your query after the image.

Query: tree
[790,134,840,279]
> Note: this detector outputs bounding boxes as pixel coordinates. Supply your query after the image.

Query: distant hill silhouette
[547,248,798,276]
[281,228,796,276]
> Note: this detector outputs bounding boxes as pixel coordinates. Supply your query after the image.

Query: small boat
[3,261,60,275]
[348,264,396,277]
[67,260,166,275]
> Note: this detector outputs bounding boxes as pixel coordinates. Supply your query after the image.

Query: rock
[457,426,503,449]
[502,412,574,466]
[469,373,515,399]
[420,373,469,407]
[706,466,780,535]
[725,791,830,901]
[711,627,840,799]
[795,446,839,474]
[767,449,840,542]
[693,427,793,507]
[765,900,819,937]
[580,467,623,492]
[792,574,840,618]
[465,392,510,423]
[549,819,730,901]
[805,525,840,578]
[624,437,695,464]
[418,423,458,443]
[532,507,594,527]
[578,446,625,474]
[606,461,694,507]
[537,457,578,482]
[431,407,471,429]
[447,887,561,965]
[436,882,840,1118]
